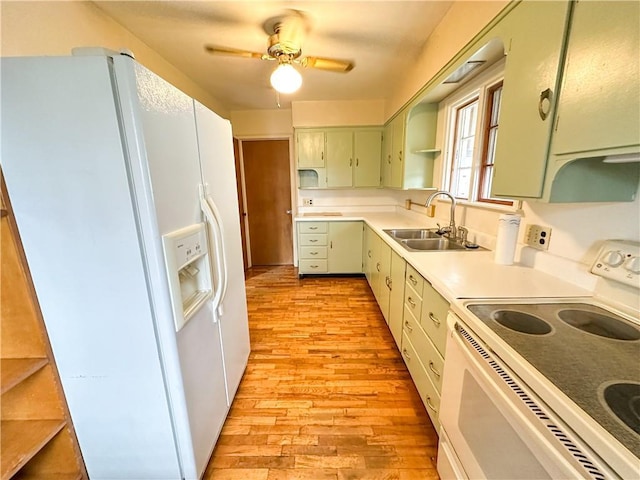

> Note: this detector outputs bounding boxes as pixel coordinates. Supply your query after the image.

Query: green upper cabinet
[296,130,325,168]
[490,0,571,199]
[325,127,382,188]
[382,122,393,187]
[551,0,640,156]
[390,113,406,188]
[491,0,640,202]
[326,130,353,187]
[383,104,438,190]
[354,130,383,187]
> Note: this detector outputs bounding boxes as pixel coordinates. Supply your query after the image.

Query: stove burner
[557,309,640,341]
[491,310,552,335]
[603,382,640,436]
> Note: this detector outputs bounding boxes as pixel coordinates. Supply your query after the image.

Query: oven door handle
[450,320,610,480]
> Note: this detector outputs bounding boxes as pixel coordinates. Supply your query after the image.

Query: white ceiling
[93,1,454,111]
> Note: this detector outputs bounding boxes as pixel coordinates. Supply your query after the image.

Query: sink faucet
[426,191,457,240]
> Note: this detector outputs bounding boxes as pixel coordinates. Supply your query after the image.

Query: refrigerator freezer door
[119,57,230,478]
[194,101,251,404]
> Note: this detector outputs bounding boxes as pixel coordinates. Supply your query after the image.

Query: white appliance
[1,50,251,479]
[438,241,640,479]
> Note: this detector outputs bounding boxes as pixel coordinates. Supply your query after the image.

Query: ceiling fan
[204,10,354,94]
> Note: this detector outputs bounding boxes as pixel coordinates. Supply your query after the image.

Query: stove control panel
[591,240,640,288]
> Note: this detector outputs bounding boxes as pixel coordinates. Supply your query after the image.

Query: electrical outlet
[303,198,313,206]
[525,224,552,250]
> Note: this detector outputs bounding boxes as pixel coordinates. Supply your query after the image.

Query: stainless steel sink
[383,228,485,252]
[383,228,443,240]
[402,238,468,251]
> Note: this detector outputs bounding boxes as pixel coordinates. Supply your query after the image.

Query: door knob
[285,210,292,215]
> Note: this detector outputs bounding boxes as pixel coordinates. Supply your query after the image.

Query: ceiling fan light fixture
[270,63,302,94]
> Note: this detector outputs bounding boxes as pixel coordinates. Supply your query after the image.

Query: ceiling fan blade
[204,45,270,61]
[299,56,354,73]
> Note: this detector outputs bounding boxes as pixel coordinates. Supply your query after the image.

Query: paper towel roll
[494,214,521,265]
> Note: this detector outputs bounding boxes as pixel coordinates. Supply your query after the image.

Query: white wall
[0,0,228,117]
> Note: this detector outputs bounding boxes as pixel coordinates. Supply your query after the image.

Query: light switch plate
[525,224,552,250]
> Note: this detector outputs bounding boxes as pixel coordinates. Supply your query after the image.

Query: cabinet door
[296,130,325,168]
[491,0,571,198]
[354,130,382,187]
[388,250,406,348]
[382,123,393,187]
[363,224,375,285]
[391,114,406,188]
[377,241,392,323]
[326,130,353,187]
[552,1,640,156]
[369,232,382,300]
[328,221,363,273]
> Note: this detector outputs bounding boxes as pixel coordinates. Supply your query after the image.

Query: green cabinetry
[297,220,363,276]
[296,127,382,189]
[491,0,570,199]
[363,226,406,348]
[491,0,640,202]
[382,103,439,190]
[400,264,449,431]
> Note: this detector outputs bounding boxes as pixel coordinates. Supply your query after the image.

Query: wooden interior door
[241,139,293,265]
[233,138,249,270]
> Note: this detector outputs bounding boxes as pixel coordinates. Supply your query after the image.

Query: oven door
[438,313,614,480]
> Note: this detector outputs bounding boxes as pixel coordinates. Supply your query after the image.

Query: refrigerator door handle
[199,188,228,322]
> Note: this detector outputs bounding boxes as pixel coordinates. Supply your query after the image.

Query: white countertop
[296,211,593,301]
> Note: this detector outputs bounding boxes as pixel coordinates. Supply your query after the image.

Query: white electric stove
[439,241,640,480]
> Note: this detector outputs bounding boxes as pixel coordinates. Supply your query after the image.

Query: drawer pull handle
[428,361,441,378]
[310,265,319,269]
[376,262,381,272]
[402,348,411,360]
[429,312,441,326]
[404,320,413,332]
[407,297,416,308]
[309,252,318,256]
[309,239,318,243]
[309,226,318,230]
[385,276,391,290]
[425,395,438,413]
[368,250,372,258]
[409,275,418,286]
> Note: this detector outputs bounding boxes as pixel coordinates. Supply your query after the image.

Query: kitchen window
[443,63,512,207]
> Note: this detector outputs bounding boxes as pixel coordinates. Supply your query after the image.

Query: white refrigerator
[1,51,251,479]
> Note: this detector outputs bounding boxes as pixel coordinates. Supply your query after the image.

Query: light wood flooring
[204,266,440,480]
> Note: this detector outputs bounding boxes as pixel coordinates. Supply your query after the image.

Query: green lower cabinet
[327,221,363,273]
[388,251,406,349]
[298,221,363,275]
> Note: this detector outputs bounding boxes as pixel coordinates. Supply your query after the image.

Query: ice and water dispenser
[162,223,213,331]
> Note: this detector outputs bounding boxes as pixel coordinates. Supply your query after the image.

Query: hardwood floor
[204,266,440,480]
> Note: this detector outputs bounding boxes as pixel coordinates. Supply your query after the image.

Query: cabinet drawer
[401,331,441,432]
[299,259,328,273]
[402,310,444,393]
[299,246,327,259]
[298,222,328,234]
[405,264,424,297]
[298,233,328,246]
[420,282,450,356]
[404,283,423,319]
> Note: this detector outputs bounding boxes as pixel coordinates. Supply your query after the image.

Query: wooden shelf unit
[1,179,87,480]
